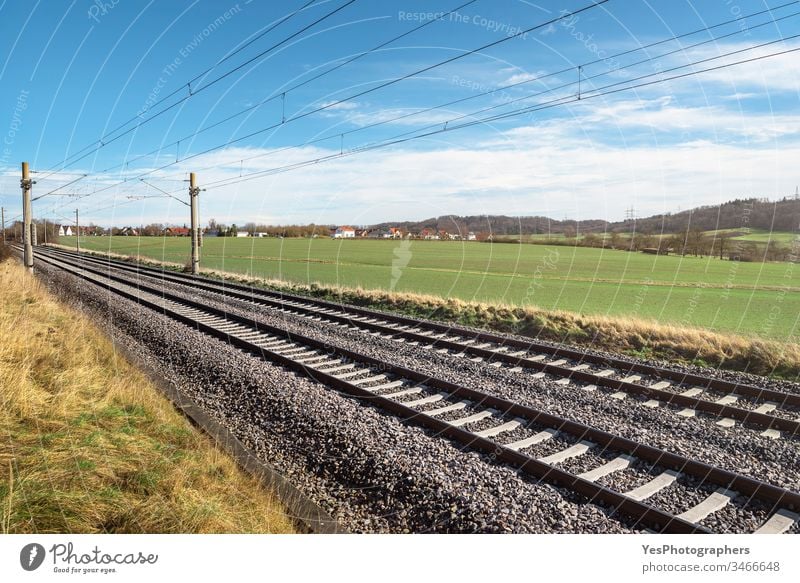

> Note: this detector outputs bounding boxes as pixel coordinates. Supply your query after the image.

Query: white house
[332,226,355,238]
[58,225,73,236]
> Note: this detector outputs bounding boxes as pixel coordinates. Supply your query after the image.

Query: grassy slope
[0,259,295,534]
[731,229,797,244]
[61,236,800,340]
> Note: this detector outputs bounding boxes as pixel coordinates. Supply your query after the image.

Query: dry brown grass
[300,286,800,378]
[0,258,295,533]
[50,244,800,379]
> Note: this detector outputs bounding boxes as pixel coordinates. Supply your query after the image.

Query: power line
[41,0,612,210]
[76,40,794,206]
[139,179,189,207]
[38,0,359,179]
[167,5,800,181]
[97,0,482,175]
[31,173,88,201]
[181,33,800,188]
[136,0,611,179]
[43,4,799,219]
[203,44,800,191]
[98,0,800,180]
[47,27,800,218]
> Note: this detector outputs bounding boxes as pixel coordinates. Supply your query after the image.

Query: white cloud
[503,72,540,85]
[572,98,800,142]
[46,42,800,227]
[624,40,800,96]
[73,132,799,227]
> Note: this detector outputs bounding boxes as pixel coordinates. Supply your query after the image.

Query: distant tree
[685,227,709,257]
[582,233,600,248]
[713,233,735,260]
[141,223,164,237]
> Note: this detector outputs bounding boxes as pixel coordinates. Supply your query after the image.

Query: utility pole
[44,218,47,245]
[75,208,80,253]
[1,207,5,244]
[189,172,201,275]
[21,161,34,273]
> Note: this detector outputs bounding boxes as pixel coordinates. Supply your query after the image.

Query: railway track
[29,247,800,534]
[39,245,800,439]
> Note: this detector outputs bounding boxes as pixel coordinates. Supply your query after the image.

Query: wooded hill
[606,197,800,234]
[373,197,800,236]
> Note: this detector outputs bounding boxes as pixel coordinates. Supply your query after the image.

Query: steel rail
[42,245,797,405]
[34,251,800,533]
[39,246,800,435]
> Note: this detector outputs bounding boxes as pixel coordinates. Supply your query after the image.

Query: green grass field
[727,229,797,244]
[499,229,797,245]
[59,236,800,340]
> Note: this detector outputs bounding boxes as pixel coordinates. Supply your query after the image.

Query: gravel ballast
[94,262,799,496]
[33,252,800,533]
[34,257,636,534]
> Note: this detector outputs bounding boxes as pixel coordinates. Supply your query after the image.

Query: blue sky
[0,0,799,227]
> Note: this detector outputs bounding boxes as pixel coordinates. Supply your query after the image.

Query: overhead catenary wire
[42,3,798,218]
[37,0,360,179]
[157,0,800,178]
[168,4,800,181]
[97,0,483,175]
[136,33,800,190]
[43,0,610,198]
[34,0,800,199]
[202,44,800,190]
[36,0,323,180]
[139,179,190,206]
[41,0,613,213]
[31,173,89,201]
[45,30,800,218]
[53,38,800,220]
[134,0,611,180]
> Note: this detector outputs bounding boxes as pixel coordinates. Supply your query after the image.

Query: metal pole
[1,207,5,244]
[75,208,80,253]
[44,218,47,245]
[189,172,200,275]
[21,161,34,272]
